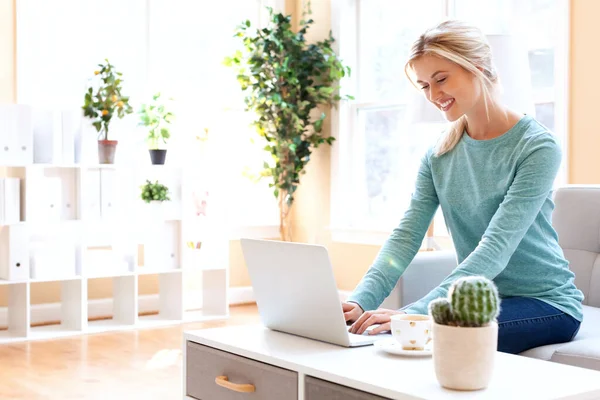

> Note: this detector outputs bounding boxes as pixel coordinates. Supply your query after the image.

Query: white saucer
[374,338,433,357]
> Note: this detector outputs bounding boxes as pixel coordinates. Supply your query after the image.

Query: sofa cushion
[576,306,600,340]
[550,339,600,371]
[520,306,600,368]
[520,343,565,361]
[553,186,600,308]
[561,249,598,306]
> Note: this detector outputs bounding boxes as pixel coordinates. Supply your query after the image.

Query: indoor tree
[225,5,352,241]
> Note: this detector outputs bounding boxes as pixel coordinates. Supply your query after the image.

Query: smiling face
[408,54,482,122]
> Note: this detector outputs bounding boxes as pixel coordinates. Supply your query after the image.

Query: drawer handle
[215,375,255,393]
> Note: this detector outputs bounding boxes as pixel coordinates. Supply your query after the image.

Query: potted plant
[428,276,501,391]
[138,92,175,165]
[82,59,133,164]
[140,179,171,203]
[140,179,171,219]
[225,5,352,241]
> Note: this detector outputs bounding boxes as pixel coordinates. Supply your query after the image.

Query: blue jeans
[497,297,581,354]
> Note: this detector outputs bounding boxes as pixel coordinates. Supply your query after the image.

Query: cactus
[428,298,454,326]
[450,276,500,327]
[428,276,500,328]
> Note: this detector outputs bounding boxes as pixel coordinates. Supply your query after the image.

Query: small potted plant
[140,179,171,203]
[428,276,501,391]
[140,179,171,219]
[138,92,175,165]
[82,59,133,164]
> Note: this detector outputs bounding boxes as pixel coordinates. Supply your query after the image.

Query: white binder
[0,224,29,281]
[0,178,20,224]
[32,108,63,164]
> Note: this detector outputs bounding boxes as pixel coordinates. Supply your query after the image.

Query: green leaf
[313,119,323,133]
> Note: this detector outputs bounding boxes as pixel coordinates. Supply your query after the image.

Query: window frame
[329,0,571,245]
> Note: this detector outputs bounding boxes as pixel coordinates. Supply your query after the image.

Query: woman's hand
[349,308,406,335]
[342,302,364,323]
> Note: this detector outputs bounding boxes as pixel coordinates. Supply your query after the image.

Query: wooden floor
[0,304,260,400]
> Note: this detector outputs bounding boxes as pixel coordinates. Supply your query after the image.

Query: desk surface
[184,324,600,400]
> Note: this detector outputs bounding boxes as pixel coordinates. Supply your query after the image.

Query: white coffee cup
[390,314,432,350]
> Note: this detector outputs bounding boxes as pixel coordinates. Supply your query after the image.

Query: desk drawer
[305,376,391,400]
[186,341,298,400]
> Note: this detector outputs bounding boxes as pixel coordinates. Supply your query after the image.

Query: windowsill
[228,224,280,240]
[327,226,394,246]
[228,224,454,250]
[327,226,453,250]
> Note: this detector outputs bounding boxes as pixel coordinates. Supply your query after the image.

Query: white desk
[183,324,600,400]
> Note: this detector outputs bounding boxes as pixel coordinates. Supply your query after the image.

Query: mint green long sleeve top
[347,115,584,321]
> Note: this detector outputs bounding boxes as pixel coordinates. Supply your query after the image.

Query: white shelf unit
[85,275,137,334]
[0,282,28,342]
[0,159,230,344]
[28,278,85,341]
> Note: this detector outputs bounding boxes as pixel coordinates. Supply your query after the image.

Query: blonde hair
[405,20,499,156]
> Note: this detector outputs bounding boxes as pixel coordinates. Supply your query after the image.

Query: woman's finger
[368,322,391,335]
[344,311,355,322]
[349,311,371,333]
[356,314,386,335]
[358,313,394,335]
[354,315,374,335]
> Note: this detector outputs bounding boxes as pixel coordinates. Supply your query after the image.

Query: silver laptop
[240,238,391,347]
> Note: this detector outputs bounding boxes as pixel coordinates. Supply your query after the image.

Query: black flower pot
[149,149,167,165]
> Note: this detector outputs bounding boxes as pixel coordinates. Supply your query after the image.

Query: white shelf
[137,268,182,275]
[27,164,80,168]
[86,318,136,334]
[26,219,82,226]
[137,314,182,329]
[0,304,230,343]
[187,266,227,272]
[79,164,128,170]
[2,220,84,228]
[24,164,184,170]
[183,309,230,323]
[85,272,136,279]
[28,325,82,341]
[0,221,26,226]
[29,276,82,283]
[0,330,27,343]
[0,109,230,344]
[0,279,28,285]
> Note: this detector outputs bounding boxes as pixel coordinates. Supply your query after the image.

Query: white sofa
[384,185,600,370]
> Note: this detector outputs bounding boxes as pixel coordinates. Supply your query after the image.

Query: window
[16,0,283,231]
[331,0,570,243]
[453,0,569,186]
[146,0,281,229]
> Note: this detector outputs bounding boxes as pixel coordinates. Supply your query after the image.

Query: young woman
[342,20,583,355]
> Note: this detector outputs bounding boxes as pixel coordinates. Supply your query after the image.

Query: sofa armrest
[379,250,458,310]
